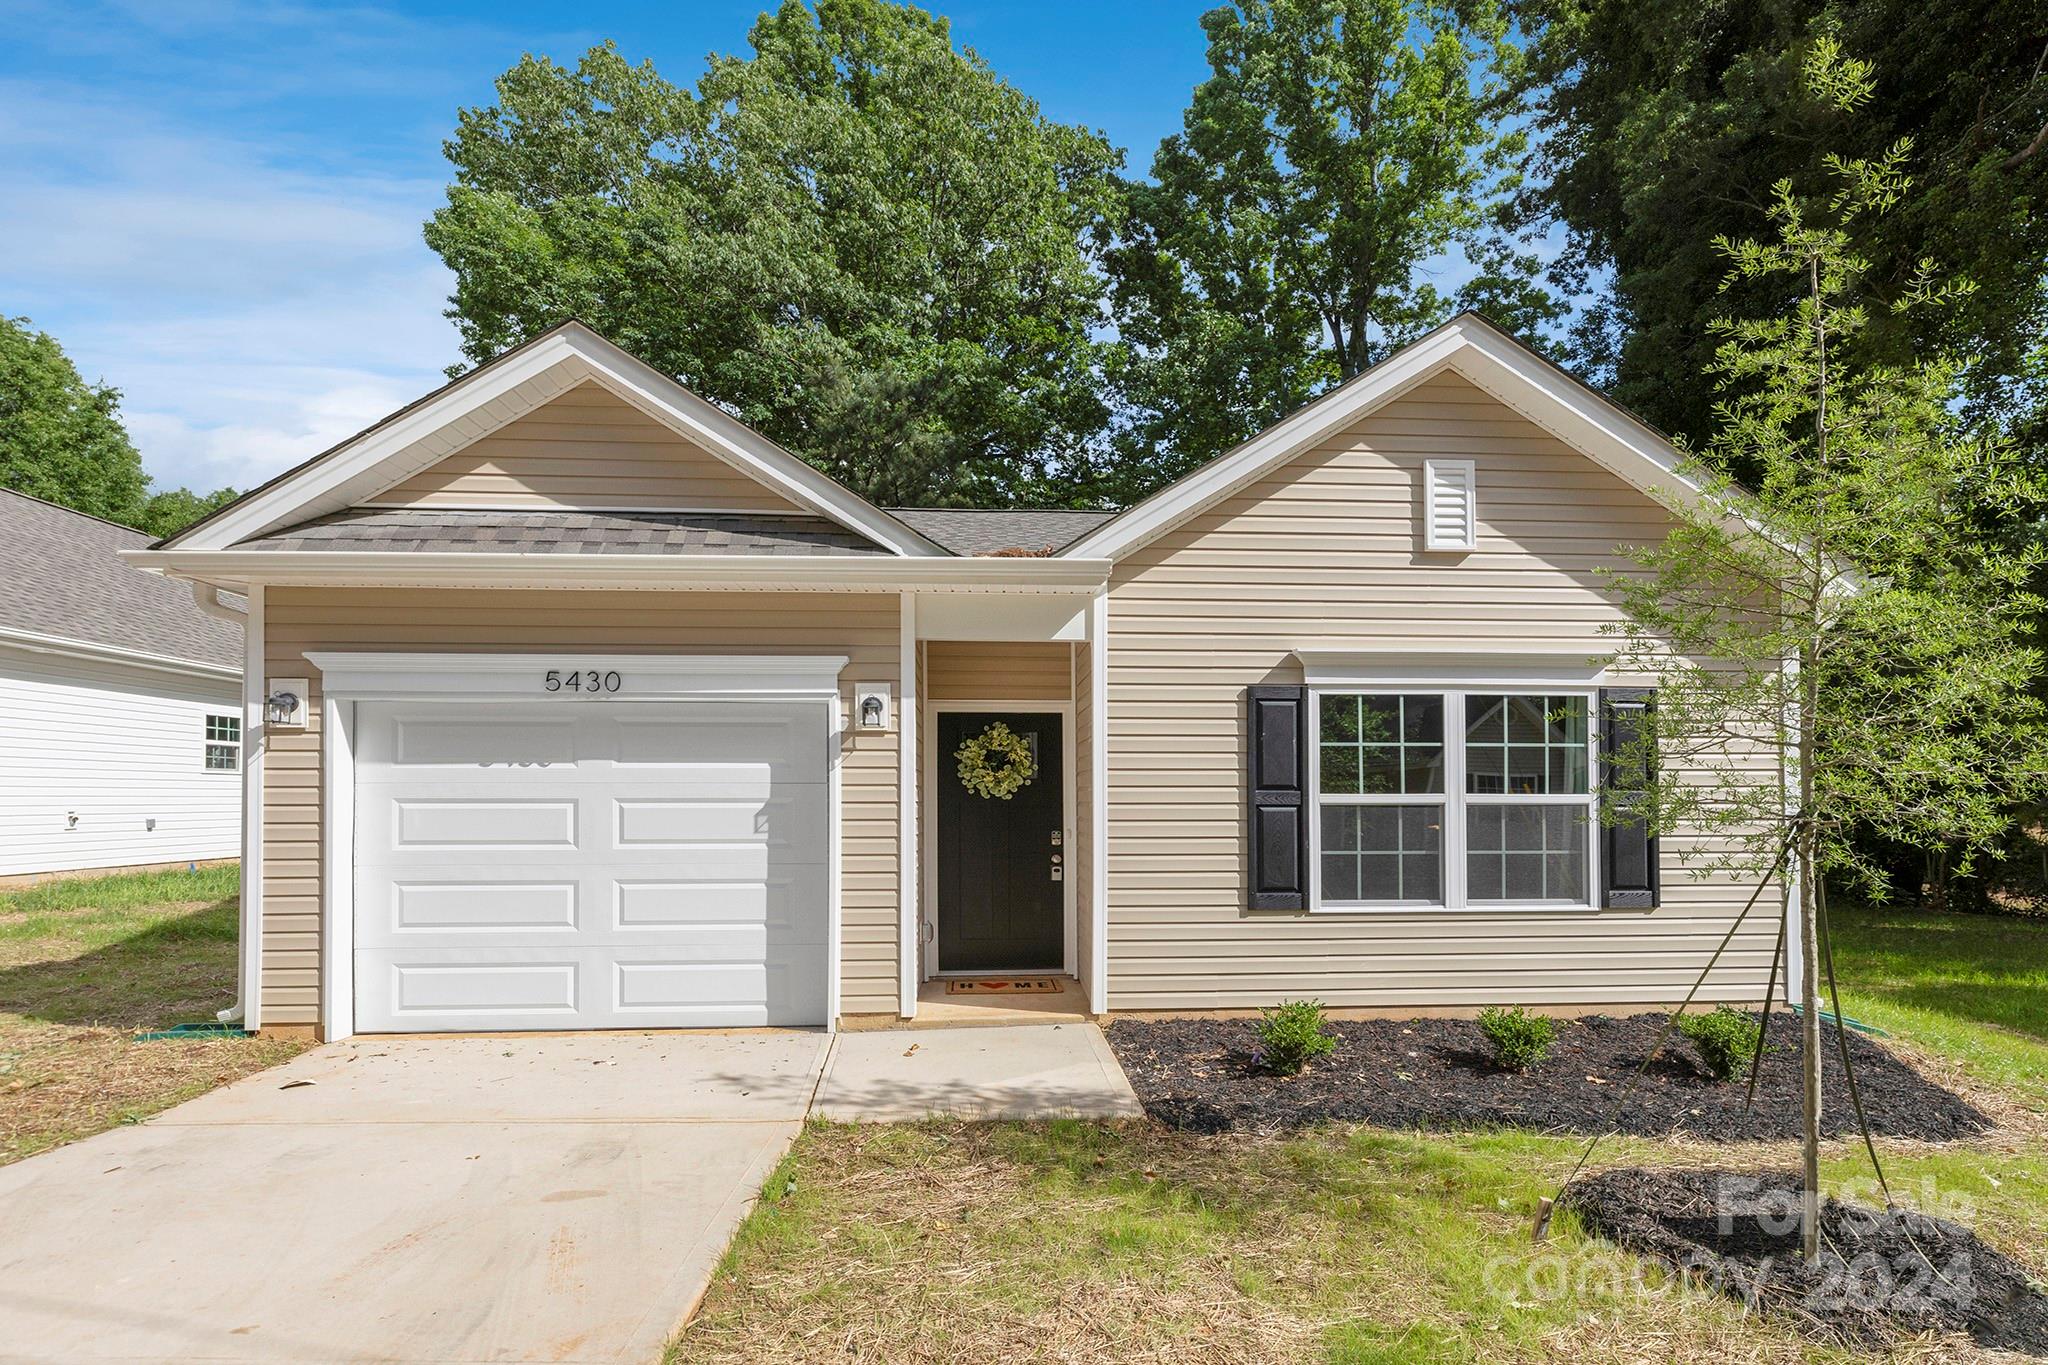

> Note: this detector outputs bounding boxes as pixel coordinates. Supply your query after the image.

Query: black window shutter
[1247,685,1310,911]
[1599,687,1659,908]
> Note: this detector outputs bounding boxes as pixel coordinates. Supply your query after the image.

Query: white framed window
[1310,687,1596,911]
[204,713,241,772]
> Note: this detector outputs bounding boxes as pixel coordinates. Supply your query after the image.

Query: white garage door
[352,700,829,1032]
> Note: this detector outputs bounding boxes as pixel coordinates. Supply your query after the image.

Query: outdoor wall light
[266,678,309,728]
[855,682,893,731]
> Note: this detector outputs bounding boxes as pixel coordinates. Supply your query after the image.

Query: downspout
[189,583,253,1026]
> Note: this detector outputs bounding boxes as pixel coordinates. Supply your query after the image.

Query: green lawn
[676,906,2048,1364]
[1828,904,2048,1111]
[0,864,307,1162]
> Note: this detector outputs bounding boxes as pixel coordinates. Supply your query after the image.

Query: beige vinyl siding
[260,587,900,1028]
[371,381,806,512]
[1102,371,1779,1011]
[922,640,1073,702]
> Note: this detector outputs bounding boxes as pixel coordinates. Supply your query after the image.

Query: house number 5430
[544,669,622,693]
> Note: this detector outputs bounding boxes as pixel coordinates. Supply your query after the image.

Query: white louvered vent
[1423,458,1477,551]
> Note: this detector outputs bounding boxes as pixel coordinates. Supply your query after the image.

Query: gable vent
[1423,459,1477,551]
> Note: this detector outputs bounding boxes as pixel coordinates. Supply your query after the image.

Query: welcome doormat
[944,977,1062,995]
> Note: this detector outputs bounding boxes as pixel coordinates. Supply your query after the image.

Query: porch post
[898,591,919,1017]
[1087,590,1110,1017]
[240,583,265,1031]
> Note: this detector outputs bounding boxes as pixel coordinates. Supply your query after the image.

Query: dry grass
[0,865,308,1163]
[675,1119,2028,1364]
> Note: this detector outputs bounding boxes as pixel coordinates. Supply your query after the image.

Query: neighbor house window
[1313,690,1594,909]
[204,713,241,772]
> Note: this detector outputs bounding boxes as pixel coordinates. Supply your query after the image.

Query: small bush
[1476,1005,1557,1072]
[1255,999,1337,1075]
[1674,1006,1765,1082]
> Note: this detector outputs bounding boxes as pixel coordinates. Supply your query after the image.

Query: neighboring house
[130,316,1783,1039]
[1,490,244,880]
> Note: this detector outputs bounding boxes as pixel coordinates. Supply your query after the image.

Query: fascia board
[119,549,1111,592]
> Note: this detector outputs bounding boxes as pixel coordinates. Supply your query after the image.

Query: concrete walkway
[0,1032,828,1365]
[815,1022,1144,1121]
[0,1023,1139,1364]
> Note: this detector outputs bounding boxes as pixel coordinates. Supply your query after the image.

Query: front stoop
[811,1023,1144,1122]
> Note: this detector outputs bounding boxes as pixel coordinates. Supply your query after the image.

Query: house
[1,490,244,881]
[128,315,1783,1039]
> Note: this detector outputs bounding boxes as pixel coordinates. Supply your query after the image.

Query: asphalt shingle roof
[885,508,1115,556]
[236,508,894,556]
[0,490,242,670]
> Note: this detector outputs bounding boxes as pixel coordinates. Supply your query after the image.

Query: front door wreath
[954,721,1037,800]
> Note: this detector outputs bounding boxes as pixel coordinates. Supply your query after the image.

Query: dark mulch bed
[1564,1167,2048,1354]
[1107,1012,1989,1140]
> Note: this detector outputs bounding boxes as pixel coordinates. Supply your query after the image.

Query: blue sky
[0,1,1221,495]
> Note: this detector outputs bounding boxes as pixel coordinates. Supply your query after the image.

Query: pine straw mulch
[1108,1013,1990,1141]
[1563,1166,2048,1357]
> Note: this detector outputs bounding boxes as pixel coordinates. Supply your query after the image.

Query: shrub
[1674,1006,1765,1082]
[1255,999,1337,1075]
[1476,1005,1557,1072]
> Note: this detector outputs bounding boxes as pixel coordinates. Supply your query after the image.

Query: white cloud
[0,73,461,495]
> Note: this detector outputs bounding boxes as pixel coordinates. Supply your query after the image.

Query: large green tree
[1518,0,2048,445]
[1,315,148,523]
[426,0,1124,506]
[1102,0,1558,497]
[0,317,237,538]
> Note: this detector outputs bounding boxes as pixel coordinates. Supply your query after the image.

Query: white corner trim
[1293,649,1610,688]
[1086,592,1109,1017]
[897,593,919,1018]
[0,625,241,682]
[320,693,357,1043]
[1060,314,1716,562]
[165,322,947,558]
[302,651,849,700]
[238,584,264,1032]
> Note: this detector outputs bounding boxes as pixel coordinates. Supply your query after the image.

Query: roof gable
[1060,314,1711,561]
[164,323,947,557]
[363,381,809,514]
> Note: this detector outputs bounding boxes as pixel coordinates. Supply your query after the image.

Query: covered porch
[898,589,1105,1023]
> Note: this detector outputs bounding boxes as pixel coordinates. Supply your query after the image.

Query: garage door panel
[613,708,817,772]
[387,716,580,768]
[612,946,828,1023]
[388,798,579,849]
[614,791,826,851]
[352,698,832,1032]
[354,945,829,1030]
[615,865,827,939]
[386,957,581,1020]
[389,880,580,932]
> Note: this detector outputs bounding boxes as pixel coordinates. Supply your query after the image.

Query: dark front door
[936,710,1065,972]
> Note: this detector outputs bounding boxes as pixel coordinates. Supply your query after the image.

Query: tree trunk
[1797,826,1824,1259]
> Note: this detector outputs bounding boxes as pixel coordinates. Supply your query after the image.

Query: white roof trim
[1293,648,1609,688]
[1061,314,1716,561]
[304,651,848,701]
[123,549,1111,593]
[0,625,241,681]
[164,323,947,558]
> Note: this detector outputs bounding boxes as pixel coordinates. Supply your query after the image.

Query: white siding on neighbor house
[0,645,241,876]
[1101,370,1781,1012]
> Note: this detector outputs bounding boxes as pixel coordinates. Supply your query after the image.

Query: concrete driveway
[0,1031,828,1365]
